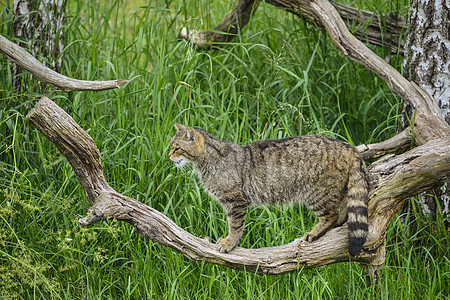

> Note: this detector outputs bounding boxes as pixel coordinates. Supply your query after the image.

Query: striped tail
[347,157,369,256]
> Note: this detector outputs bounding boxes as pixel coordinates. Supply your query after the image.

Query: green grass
[1,0,448,299]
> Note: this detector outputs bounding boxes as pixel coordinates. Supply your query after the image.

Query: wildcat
[169,123,369,256]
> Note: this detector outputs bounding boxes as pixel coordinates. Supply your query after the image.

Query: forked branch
[26,97,450,274]
[0,34,129,92]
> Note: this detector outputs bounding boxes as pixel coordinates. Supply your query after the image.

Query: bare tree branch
[25,97,450,275]
[179,0,406,54]
[266,0,405,53]
[308,0,450,145]
[180,0,261,50]
[356,127,412,161]
[0,34,129,92]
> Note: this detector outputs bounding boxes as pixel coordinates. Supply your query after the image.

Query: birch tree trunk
[13,0,65,91]
[403,0,450,218]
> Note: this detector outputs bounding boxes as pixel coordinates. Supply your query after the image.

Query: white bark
[403,0,450,216]
[404,0,450,124]
[2,0,448,282]
[13,0,66,89]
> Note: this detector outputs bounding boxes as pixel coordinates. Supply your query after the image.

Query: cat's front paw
[217,237,237,253]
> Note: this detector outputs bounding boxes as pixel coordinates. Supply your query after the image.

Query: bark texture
[308,0,449,145]
[13,0,65,90]
[404,0,450,124]
[356,127,412,161]
[403,0,450,217]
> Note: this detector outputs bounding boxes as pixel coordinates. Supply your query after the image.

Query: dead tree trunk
[13,0,66,91]
[403,0,450,219]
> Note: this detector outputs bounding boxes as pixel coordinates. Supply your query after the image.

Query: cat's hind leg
[336,196,349,226]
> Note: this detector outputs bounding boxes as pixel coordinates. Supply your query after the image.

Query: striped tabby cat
[169,123,369,256]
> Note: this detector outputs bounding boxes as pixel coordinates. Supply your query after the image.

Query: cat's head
[169,123,205,168]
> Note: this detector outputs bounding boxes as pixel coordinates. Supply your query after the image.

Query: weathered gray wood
[25,97,450,275]
[356,127,412,161]
[180,0,449,146]
[25,97,112,203]
[0,34,129,92]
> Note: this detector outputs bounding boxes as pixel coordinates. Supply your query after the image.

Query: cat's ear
[185,127,197,142]
[174,123,186,132]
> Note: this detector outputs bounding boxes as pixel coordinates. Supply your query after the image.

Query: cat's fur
[169,123,369,256]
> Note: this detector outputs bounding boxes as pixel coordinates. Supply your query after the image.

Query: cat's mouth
[170,157,187,168]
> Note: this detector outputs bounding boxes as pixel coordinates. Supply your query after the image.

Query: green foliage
[0,0,447,299]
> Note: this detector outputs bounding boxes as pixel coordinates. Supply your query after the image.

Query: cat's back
[242,135,362,205]
[244,135,358,165]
